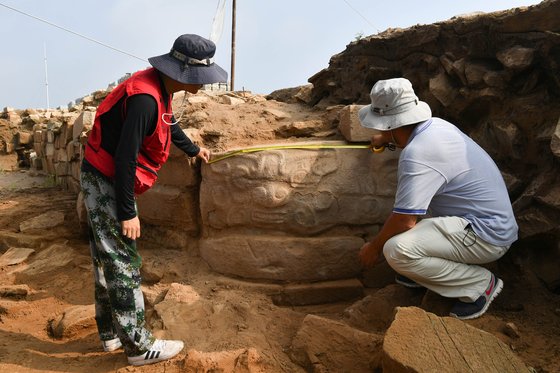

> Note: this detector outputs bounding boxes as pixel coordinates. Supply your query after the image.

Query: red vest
[84,68,172,195]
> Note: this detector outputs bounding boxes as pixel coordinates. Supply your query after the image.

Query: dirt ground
[1,89,559,372]
[1,158,559,373]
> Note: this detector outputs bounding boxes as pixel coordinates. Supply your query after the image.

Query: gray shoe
[450,274,503,320]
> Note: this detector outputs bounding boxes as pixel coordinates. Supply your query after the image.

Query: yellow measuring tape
[208,143,386,164]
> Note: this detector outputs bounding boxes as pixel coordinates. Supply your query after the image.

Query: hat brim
[148,53,228,85]
[358,101,432,131]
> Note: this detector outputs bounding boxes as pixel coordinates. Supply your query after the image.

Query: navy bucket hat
[148,34,228,85]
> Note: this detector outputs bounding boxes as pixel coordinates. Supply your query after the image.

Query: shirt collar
[407,118,432,145]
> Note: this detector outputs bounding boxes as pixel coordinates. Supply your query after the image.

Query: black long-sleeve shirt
[82,80,199,221]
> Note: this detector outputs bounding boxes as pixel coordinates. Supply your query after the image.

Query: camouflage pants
[80,170,155,356]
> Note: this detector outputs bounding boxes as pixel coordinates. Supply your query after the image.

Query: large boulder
[199,144,399,281]
[382,307,531,372]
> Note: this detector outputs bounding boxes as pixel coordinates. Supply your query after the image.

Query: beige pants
[383,216,509,302]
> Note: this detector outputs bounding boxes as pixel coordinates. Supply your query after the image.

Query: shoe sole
[451,278,504,320]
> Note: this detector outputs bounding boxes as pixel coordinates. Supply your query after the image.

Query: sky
[0,0,543,110]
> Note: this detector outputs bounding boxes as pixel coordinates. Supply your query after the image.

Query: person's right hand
[359,240,385,269]
[121,216,141,240]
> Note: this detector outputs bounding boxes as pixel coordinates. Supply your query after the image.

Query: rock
[136,184,199,234]
[49,304,96,339]
[497,46,535,70]
[0,247,35,267]
[201,145,399,236]
[382,307,531,372]
[483,70,511,88]
[71,111,95,141]
[16,131,33,145]
[551,116,560,158]
[200,235,364,282]
[25,114,41,125]
[263,108,290,120]
[293,84,314,105]
[141,284,168,308]
[266,86,303,103]
[270,278,363,306]
[221,95,245,105]
[464,62,489,86]
[187,95,209,104]
[275,120,325,137]
[156,145,200,187]
[18,244,76,277]
[0,285,31,299]
[343,285,424,332]
[338,104,374,142]
[140,257,166,284]
[19,210,65,232]
[0,231,46,250]
[6,111,22,126]
[429,72,458,107]
[162,283,201,305]
[290,314,383,372]
[503,322,521,339]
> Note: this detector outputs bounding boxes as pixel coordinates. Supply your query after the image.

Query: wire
[0,2,147,62]
[341,0,380,33]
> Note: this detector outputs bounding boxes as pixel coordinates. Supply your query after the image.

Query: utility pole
[230,0,236,91]
[44,42,50,109]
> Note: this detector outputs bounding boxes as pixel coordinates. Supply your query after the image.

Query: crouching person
[358,78,518,320]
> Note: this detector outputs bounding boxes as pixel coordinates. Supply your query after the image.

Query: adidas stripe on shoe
[449,273,503,320]
[127,339,184,366]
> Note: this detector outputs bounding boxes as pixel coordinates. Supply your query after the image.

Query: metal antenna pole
[230,0,236,91]
[44,42,50,109]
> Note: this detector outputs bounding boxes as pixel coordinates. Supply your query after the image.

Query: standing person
[80,34,227,366]
[358,78,518,320]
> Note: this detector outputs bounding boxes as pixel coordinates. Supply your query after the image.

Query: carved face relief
[202,148,398,234]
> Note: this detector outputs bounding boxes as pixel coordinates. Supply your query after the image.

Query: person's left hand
[196,147,211,163]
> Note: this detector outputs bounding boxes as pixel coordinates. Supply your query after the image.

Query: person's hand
[121,216,141,240]
[370,132,392,150]
[359,240,385,269]
[196,147,211,163]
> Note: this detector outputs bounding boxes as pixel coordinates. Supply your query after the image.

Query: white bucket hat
[358,78,431,131]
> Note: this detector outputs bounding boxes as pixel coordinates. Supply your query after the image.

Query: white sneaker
[127,339,184,366]
[102,337,122,352]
